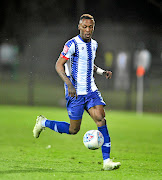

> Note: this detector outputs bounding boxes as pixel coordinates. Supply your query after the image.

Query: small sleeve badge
[63,45,69,54]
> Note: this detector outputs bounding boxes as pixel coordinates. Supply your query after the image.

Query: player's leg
[33,115,70,138]
[69,119,82,134]
[88,105,111,159]
[88,105,121,170]
[85,91,110,160]
[85,90,121,170]
[45,118,82,135]
[33,96,84,138]
[33,114,82,138]
[66,96,84,134]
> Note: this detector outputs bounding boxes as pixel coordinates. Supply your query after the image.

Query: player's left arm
[94,64,112,79]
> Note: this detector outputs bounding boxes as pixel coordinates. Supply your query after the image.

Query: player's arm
[55,56,77,98]
[94,64,112,79]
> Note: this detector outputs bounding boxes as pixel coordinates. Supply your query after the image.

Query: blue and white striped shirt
[60,35,98,95]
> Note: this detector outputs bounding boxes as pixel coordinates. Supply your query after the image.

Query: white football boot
[103,158,121,170]
[33,115,46,138]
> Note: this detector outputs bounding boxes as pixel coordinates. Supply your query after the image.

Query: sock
[98,125,111,160]
[44,120,70,134]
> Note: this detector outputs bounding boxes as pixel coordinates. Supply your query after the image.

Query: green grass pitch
[0,105,161,180]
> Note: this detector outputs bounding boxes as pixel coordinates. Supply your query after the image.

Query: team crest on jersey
[63,45,69,54]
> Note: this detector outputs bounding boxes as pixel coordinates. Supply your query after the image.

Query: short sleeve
[60,39,75,60]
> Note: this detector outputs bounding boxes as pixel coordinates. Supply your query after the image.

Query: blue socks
[98,125,111,160]
[45,120,70,134]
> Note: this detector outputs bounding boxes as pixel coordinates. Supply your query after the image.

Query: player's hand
[68,84,77,99]
[103,70,112,79]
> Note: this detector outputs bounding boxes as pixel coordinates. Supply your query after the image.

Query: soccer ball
[83,130,104,150]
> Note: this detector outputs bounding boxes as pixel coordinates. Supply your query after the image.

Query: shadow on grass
[0,168,100,174]
[0,168,54,174]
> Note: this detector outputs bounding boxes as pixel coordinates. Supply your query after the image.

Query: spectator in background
[114,51,130,90]
[134,42,152,88]
[0,39,19,81]
[134,44,151,72]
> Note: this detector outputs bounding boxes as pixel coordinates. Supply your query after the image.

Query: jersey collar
[78,35,91,43]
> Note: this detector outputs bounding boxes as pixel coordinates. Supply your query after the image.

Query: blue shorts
[65,90,106,120]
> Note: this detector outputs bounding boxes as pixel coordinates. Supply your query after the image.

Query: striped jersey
[60,35,98,95]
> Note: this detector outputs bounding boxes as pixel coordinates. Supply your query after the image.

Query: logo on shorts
[63,45,69,54]
[68,110,72,116]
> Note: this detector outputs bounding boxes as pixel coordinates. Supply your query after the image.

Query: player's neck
[79,34,91,43]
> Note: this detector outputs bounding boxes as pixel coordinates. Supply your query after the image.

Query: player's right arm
[55,56,77,98]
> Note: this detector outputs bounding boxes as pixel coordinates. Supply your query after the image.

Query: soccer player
[33,14,121,170]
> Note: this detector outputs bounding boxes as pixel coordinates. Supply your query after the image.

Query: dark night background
[0,0,161,112]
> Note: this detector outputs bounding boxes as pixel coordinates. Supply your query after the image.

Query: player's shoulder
[91,38,98,48]
[91,38,98,45]
[66,35,85,46]
[65,37,76,48]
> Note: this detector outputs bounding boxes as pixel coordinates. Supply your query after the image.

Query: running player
[33,14,121,170]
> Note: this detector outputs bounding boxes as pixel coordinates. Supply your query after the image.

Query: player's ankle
[41,120,46,127]
[103,158,110,164]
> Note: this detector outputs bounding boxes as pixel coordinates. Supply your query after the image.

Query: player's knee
[95,117,106,127]
[69,127,80,135]
[94,109,105,122]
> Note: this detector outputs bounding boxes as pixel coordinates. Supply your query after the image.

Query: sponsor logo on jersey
[63,45,69,54]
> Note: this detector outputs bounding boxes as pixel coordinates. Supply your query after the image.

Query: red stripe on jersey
[60,54,69,60]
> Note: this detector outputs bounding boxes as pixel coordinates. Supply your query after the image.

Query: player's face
[78,19,95,42]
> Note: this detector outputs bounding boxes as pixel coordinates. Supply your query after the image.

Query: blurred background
[0,0,161,112]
